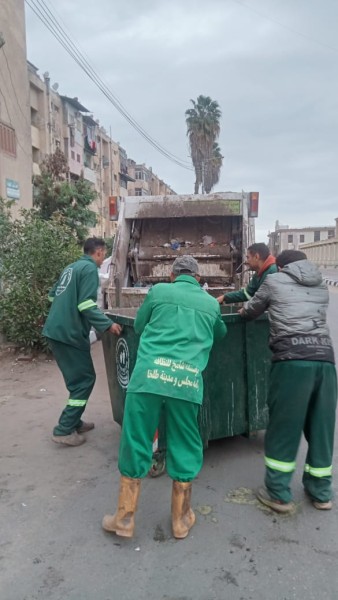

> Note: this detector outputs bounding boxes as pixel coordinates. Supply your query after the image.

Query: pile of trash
[162,235,217,250]
[161,236,237,250]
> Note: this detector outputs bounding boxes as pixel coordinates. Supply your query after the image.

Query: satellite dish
[52,82,59,91]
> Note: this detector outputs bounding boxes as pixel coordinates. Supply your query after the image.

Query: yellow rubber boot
[171,481,195,539]
[102,476,141,538]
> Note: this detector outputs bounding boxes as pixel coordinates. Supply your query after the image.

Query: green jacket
[127,275,227,404]
[224,263,278,304]
[43,254,113,349]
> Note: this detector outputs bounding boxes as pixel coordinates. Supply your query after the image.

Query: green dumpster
[102,310,271,447]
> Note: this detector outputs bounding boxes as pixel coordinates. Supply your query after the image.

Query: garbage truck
[106,191,258,308]
[101,191,270,459]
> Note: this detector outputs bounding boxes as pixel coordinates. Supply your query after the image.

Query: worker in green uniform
[150,243,276,479]
[102,255,226,540]
[240,250,337,513]
[43,238,122,447]
[217,243,277,305]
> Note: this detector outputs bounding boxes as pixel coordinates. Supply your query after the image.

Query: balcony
[119,165,135,183]
[83,166,96,184]
[84,135,97,155]
[31,125,40,149]
[32,162,40,176]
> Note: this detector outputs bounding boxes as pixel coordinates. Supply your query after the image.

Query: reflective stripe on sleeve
[78,299,97,312]
[243,288,252,301]
[304,464,332,478]
[265,456,296,473]
[67,399,87,407]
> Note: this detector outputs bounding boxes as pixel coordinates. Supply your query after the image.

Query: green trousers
[265,361,337,503]
[48,339,96,436]
[118,392,203,481]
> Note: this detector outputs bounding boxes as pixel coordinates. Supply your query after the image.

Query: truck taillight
[109,196,118,221]
[249,192,259,218]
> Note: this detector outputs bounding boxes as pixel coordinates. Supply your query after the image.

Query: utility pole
[201,159,205,194]
[43,72,52,154]
[109,125,113,196]
[99,134,104,237]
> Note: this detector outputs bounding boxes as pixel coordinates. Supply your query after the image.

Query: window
[31,108,39,127]
[287,234,293,243]
[32,148,39,164]
[134,188,148,196]
[71,151,75,160]
[0,120,16,157]
[135,170,147,181]
[77,154,81,163]
[300,234,305,243]
[328,229,335,239]
[314,231,320,242]
[32,148,40,164]
[69,125,75,147]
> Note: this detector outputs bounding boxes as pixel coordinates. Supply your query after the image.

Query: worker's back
[128,275,226,403]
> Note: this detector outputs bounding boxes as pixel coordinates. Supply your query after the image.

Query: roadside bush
[0,207,80,350]
[33,148,98,243]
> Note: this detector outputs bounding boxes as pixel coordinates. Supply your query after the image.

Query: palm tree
[185,95,222,194]
[204,143,224,194]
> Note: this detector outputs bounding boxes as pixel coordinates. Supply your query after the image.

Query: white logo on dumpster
[116,338,129,389]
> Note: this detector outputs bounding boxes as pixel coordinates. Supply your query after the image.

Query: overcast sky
[25,0,338,240]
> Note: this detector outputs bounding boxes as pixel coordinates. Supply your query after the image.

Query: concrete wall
[300,239,338,267]
[0,0,32,214]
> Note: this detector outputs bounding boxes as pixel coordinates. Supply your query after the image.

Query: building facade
[27,69,122,239]
[0,0,32,214]
[127,160,176,196]
[1,0,176,237]
[268,220,335,255]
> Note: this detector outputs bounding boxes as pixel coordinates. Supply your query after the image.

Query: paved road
[1,292,338,600]
[321,268,338,283]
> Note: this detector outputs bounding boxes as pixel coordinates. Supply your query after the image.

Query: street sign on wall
[6,179,20,200]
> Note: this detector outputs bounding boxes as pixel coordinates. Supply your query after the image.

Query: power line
[26,0,192,171]
[25,0,194,171]
[230,0,338,54]
[2,46,32,129]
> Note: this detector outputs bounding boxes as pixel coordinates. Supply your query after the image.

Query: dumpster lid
[105,308,137,327]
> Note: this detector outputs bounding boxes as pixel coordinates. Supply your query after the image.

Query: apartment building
[27,70,119,238]
[1,0,176,236]
[119,147,135,197]
[268,220,335,255]
[127,160,176,196]
[94,126,116,238]
[0,0,32,214]
[28,62,63,176]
